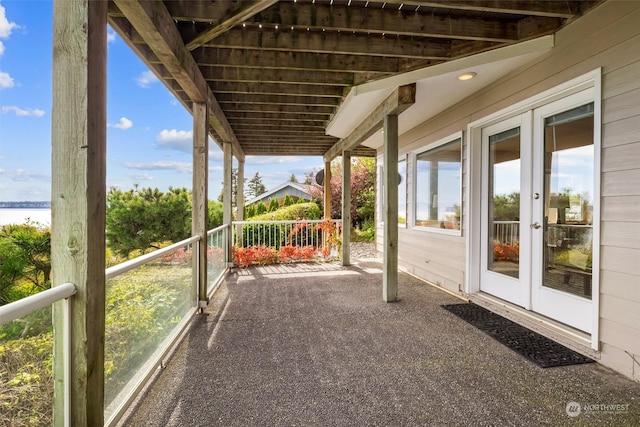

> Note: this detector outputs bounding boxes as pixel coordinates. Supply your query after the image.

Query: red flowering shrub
[493,242,519,262]
[233,244,319,268]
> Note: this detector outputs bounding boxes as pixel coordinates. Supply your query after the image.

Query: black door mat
[441,303,595,368]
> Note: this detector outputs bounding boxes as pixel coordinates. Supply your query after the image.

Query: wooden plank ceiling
[108,0,601,158]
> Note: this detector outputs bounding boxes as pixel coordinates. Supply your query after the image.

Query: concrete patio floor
[121,260,640,426]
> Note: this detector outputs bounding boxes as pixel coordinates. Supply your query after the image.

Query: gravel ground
[349,241,380,260]
[122,260,640,427]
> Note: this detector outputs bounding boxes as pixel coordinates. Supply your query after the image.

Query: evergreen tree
[256,202,267,215]
[268,197,280,212]
[247,172,267,199]
[288,173,298,183]
[283,194,294,207]
[246,204,257,218]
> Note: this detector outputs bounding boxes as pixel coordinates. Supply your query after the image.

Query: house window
[377,160,407,225]
[398,158,407,225]
[414,134,462,232]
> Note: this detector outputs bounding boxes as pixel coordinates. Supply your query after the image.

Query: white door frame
[478,113,532,309]
[465,69,601,350]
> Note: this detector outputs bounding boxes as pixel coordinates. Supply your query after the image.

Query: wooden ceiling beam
[216,93,340,107]
[204,28,452,59]
[201,66,356,86]
[222,103,335,115]
[184,0,278,51]
[381,0,579,18]
[211,81,346,98]
[227,112,328,122]
[246,2,519,42]
[236,134,337,141]
[112,0,245,161]
[230,124,327,133]
[324,83,416,162]
[228,118,328,127]
[192,47,431,74]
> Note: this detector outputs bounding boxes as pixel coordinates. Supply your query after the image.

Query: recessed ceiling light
[458,72,477,81]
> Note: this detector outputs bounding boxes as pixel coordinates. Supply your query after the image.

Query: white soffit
[326,35,554,147]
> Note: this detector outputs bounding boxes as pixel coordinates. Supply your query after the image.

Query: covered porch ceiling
[107,0,602,160]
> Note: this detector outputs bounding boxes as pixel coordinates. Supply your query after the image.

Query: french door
[479,89,595,333]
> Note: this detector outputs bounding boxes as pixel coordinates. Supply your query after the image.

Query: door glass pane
[488,127,520,278]
[543,103,594,299]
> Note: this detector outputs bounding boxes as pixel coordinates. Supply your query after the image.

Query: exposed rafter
[185,0,278,51]
[110,0,601,159]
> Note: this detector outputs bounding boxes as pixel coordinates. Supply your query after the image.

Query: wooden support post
[223,141,233,264]
[342,151,351,266]
[192,103,209,305]
[236,159,245,222]
[236,159,245,247]
[52,1,107,425]
[323,161,332,219]
[383,114,399,302]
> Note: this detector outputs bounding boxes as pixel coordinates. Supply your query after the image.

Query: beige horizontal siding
[601,222,640,249]
[600,270,640,303]
[602,115,640,149]
[602,169,640,196]
[601,294,640,329]
[602,141,640,172]
[600,246,640,277]
[600,318,640,356]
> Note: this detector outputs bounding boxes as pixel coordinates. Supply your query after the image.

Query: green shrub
[267,197,280,212]
[283,194,294,207]
[354,219,376,242]
[238,202,321,249]
[0,332,53,427]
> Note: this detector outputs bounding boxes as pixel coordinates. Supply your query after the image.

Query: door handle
[531,222,541,229]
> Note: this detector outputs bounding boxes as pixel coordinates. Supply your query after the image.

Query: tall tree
[218,168,245,208]
[288,173,298,183]
[307,157,376,226]
[247,172,267,199]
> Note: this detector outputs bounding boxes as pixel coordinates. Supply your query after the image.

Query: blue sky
[0,1,324,202]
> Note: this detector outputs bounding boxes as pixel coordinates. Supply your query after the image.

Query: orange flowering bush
[233,244,320,268]
[493,242,519,262]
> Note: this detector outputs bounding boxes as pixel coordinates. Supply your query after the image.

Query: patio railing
[232,219,342,261]
[0,228,231,427]
[494,220,520,246]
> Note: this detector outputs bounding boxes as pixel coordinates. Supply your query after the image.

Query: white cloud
[0,41,4,57]
[122,160,192,174]
[135,70,159,88]
[126,172,154,181]
[107,30,116,43]
[1,105,45,117]
[156,129,192,153]
[0,4,17,39]
[0,168,50,182]
[110,116,133,130]
[0,70,14,89]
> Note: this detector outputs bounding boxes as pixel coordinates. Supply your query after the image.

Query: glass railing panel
[0,305,54,426]
[207,226,227,294]
[104,240,197,421]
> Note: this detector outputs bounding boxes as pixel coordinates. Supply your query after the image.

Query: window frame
[412,131,463,236]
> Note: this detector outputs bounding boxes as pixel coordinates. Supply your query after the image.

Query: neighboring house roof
[245,182,316,206]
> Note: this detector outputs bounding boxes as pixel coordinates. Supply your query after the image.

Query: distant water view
[0,208,51,226]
